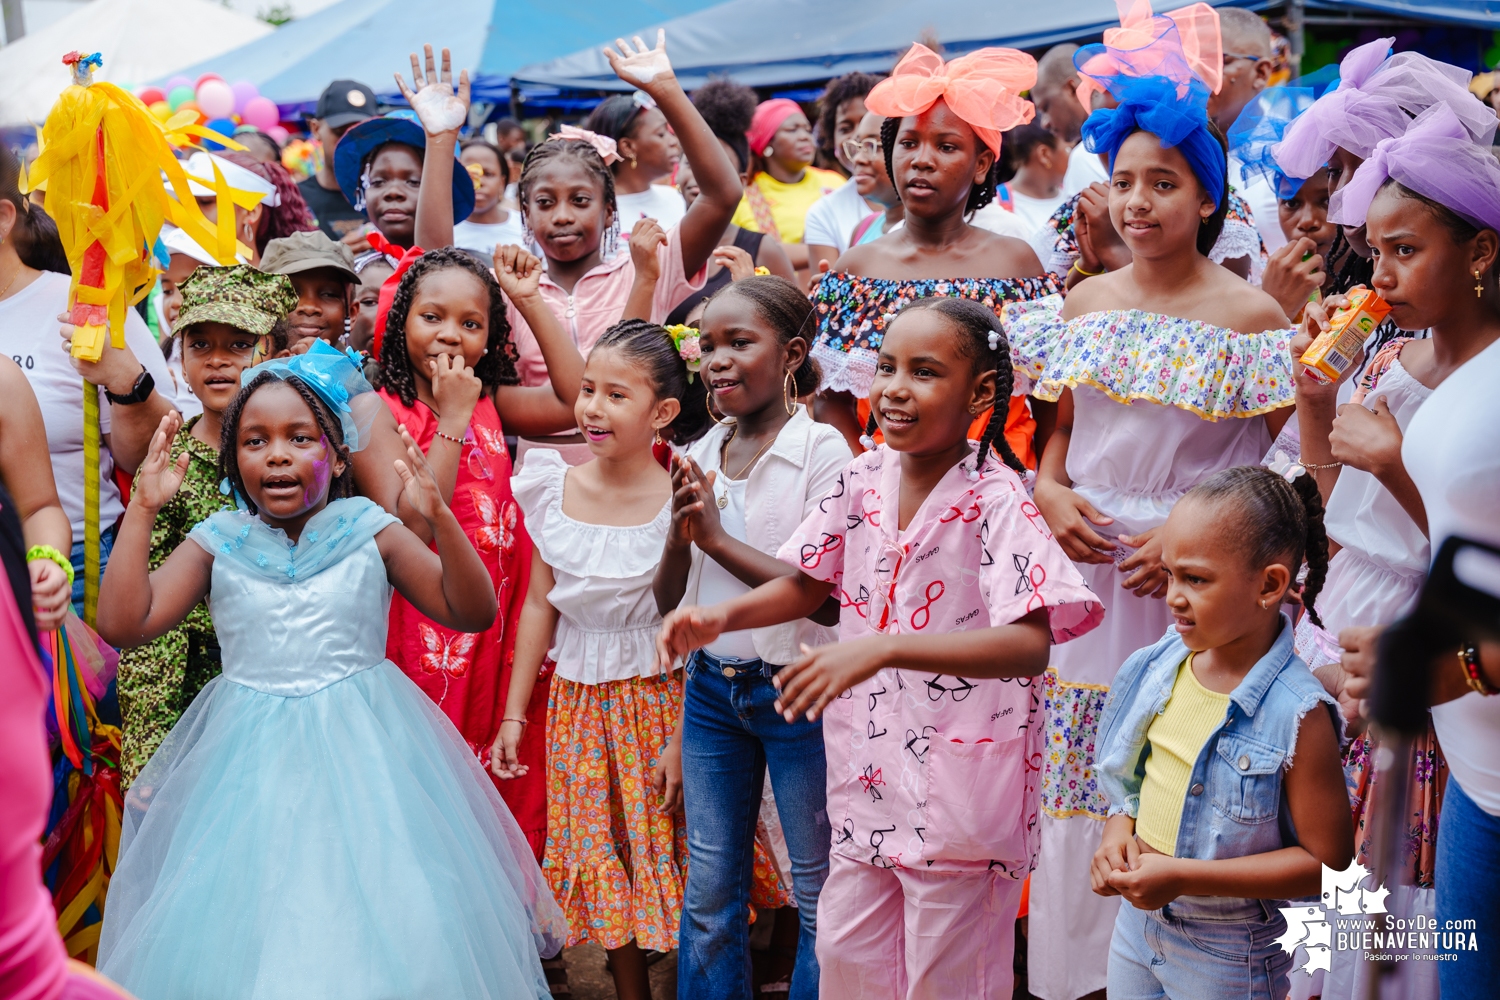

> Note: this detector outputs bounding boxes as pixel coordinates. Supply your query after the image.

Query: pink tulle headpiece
[863,43,1036,156]
[548,124,620,165]
[1075,0,1223,108]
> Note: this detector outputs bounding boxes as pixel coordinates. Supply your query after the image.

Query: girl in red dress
[376,244,583,855]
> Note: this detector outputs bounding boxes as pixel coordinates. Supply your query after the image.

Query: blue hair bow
[1080,74,1226,211]
[1228,66,1341,199]
[241,339,376,451]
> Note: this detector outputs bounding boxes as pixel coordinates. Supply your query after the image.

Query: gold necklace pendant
[716,493,729,509]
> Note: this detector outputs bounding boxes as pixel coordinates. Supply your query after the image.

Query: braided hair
[863,297,1027,477]
[1187,465,1330,627]
[707,275,822,395]
[517,139,620,258]
[377,247,521,407]
[880,116,996,218]
[593,318,710,445]
[218,373,357,517]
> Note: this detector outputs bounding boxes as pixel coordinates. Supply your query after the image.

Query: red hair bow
[863,44,1037,156]
[367,230,424,361]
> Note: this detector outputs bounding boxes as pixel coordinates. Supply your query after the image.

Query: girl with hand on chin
[657,298,1102,999]
[1005,68,1299,999]
[94,348,564,999]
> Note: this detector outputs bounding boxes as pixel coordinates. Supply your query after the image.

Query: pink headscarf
[746,99,803,157]
[1076,0,1223,108]
[863,44,1036,156]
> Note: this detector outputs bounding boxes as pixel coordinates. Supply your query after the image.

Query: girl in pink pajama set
[657,297,1102,998]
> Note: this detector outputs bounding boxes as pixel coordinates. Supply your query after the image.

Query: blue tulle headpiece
[241,339,377,452]
[1227,66,1340,199]
[1079,73,1226,211]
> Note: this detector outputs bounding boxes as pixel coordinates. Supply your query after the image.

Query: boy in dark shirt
[298,79,377,240]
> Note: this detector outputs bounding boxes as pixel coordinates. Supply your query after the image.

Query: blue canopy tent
[510,0,1500,105]
[162,0,721,112]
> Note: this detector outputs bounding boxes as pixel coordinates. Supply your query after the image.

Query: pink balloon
[231,80,259,115]
[242,96,280,131]
[196,79,236,120]
[267,125,290,145]
[195,73,224,88]
[165,75,192,91]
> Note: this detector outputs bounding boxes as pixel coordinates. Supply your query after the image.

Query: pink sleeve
[506,297,549,388]
[980,490,1105,644]
[774,466,853,587]
[648,224,708,324]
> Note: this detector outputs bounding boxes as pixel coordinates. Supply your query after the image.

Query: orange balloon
[178,100,206,125]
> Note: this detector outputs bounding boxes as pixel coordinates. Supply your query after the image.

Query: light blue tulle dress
[97,497,566,999]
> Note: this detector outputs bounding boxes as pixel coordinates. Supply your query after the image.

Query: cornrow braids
[218,373,357,517]
[594,318,711,445]
[517,138,620,258]
[880,116,996,220]
[885,297,1027,476]
[377,247,521,408]
[1188,465,1330,627]
[708,276,823,395]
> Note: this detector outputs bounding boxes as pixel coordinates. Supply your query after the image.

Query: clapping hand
[134,412,190,512]
[604,29,675,91]
[395,45,470,138]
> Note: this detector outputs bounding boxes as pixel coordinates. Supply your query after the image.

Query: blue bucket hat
[332,109,475,223]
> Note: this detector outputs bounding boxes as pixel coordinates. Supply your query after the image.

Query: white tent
[0,0,273,125]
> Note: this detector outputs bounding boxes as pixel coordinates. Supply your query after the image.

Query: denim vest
[1095,616,1342,861]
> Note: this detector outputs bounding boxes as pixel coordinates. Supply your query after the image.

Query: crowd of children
[4,6,1500,1000]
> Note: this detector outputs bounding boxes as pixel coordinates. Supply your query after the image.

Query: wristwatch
[105,367,155,406]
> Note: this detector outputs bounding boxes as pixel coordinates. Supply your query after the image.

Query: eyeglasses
[841,138,882,162]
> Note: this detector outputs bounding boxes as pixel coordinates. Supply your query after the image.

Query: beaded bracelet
[1459,645,1498,696]
[1299,458,1342,472]
[26,545,75,587]
[433,429,465,446]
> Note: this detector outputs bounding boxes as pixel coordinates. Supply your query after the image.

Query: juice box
[1301,286,1392,384]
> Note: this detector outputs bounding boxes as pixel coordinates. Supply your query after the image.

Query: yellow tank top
[1135,653,1230,855]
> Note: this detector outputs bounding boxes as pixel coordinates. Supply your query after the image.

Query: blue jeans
[68,523,117,619]
[1108,895,1292,1000]
[677,649,830,1000]
[1437,775,1500,1000]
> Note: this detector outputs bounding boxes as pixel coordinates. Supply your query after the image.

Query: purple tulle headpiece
[1272,37,1497,180]
[1328,103,1500,233]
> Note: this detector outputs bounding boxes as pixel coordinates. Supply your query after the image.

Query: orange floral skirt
[543,672,791,951]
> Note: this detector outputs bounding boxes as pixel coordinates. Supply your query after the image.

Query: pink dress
[775,445,1103,875]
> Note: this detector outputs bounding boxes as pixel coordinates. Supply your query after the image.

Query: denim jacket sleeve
[1095,629,1184,819]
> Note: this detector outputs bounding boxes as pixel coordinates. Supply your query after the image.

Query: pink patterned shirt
[777,445,1103,874]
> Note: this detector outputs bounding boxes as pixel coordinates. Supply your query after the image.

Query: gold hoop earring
[783,370,797,416]
[705,392,729,426]
[1476,269,1485,298]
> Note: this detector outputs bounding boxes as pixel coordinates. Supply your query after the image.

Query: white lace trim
[1210,220,1265,285]
[812,340,879,398]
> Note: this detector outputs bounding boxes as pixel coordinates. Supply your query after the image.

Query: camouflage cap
[260,230,359,284]
[176,265,299,337]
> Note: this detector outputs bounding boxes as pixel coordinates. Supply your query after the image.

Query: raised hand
[493,244,543,304]
[713,244,756,282]
[629,218,667,284]
[134,412,190,512]
[395,44,470,137]
[604,29,675,90]
[394,425,449,523]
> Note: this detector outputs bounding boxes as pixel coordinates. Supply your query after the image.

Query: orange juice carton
[1301,286,1392,384]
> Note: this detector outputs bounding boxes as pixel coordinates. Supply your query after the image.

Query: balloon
[165,75,192,91]
[204,118,237,150]
[167,85,195,111]
[196,79,235,119]
[267,125,289,145]
[178,101,205,125]
[149,100,172,122]
[231,80,260,115]
[137,86,165,106]
[195,73,224,88]
[242,96,280,131]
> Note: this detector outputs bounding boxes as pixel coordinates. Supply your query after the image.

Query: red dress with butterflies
[379,391,550,857]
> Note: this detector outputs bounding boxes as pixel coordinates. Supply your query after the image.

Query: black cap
[312,80,379,129]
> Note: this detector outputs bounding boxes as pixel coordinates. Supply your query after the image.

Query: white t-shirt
[452,213,527,259]
[615,184,688,232]
[1230,153,1286,255]
[0,270,176,541]
[1006,190,1068,242]
[803,178,874,252]
[1402,335,1500,815]
[697,474,758,659]
[1062,145,1109,196]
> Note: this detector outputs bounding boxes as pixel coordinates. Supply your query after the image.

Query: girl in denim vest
[1093,465,1354,1000]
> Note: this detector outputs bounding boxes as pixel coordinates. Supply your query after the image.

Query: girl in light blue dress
[93,343,566,999]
